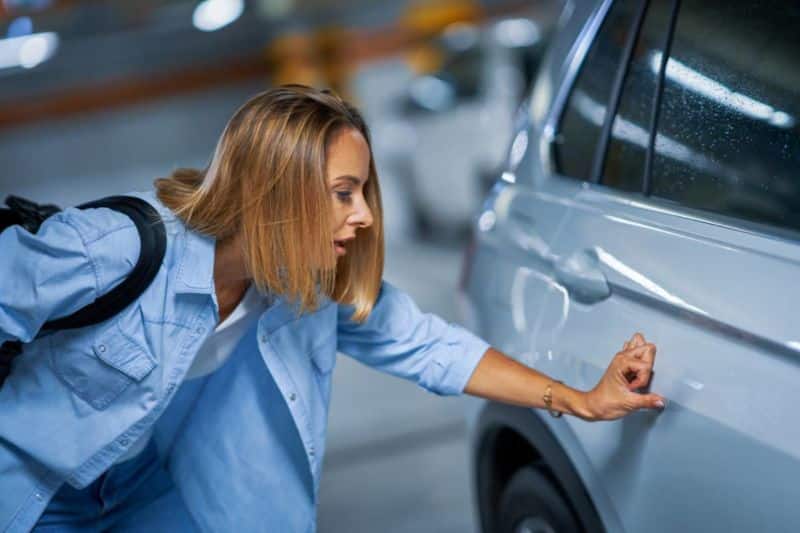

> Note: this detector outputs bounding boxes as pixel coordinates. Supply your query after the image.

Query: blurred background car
[356,11,554,239]
[461,0,800,531]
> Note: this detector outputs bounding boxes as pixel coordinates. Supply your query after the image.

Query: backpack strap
[40,195,167,332]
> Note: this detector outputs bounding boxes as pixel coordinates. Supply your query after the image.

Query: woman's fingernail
[655,399,665,409]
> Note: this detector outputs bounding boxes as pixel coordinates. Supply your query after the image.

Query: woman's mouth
[334,239,349,256]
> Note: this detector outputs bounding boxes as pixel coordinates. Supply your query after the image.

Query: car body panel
[544,183,800,531]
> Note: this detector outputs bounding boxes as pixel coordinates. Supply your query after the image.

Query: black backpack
[0,195,167,385]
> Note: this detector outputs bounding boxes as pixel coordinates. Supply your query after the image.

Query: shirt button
[34,492,43,501]
[120,438,130,446]
[196,326,205,334]
[97,344,106,353]
[309,448,315,457]
[288,393,296,402]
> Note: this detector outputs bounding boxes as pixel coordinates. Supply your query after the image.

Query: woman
[0,85,664,532]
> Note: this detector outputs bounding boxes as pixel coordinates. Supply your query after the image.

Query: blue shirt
[0,191,489,532]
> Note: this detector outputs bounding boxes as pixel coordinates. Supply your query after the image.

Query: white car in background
[353,17,550,239]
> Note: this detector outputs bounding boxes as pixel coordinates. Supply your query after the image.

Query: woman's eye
[335,190,352,202]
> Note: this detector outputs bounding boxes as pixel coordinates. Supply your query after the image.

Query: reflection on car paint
[477,210,496,232]
[594,247,707,316]
[509,129,529,168]
[509,266,568,335]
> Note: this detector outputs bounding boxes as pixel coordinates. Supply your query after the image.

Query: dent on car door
[544,1,800,532]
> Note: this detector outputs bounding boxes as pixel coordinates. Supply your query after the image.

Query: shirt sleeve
[0,211,99,344]
[336,281,490,396]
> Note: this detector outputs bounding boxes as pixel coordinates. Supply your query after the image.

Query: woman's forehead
[326,128,370,182]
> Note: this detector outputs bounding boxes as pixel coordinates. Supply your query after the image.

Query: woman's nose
[349,199,373,229]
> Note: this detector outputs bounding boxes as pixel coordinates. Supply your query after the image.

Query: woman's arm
[0,206,140,344]
[337,282,490,396]
[338,282,665,420]
[464,333,666,421]
[0,211,98,344]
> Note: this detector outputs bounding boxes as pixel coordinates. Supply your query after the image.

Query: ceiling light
[0,31,58,70]
[193,0,244,32]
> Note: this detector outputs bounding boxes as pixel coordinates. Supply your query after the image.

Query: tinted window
[554,0,640,180]
[652,0,800,232]
[602,1,673,192]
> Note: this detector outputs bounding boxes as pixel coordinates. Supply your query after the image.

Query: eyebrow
[333,175,365,186]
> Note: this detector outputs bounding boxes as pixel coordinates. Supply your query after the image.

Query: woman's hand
[464,333,666,421]
[582,333,666,421]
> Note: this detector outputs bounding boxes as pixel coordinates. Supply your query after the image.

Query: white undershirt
[116,284,269,463]
[185,283,269,380]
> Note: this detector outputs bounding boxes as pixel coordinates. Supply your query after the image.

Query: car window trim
[581,180,800,245]
[544,0,614,177]
[642,0,681,196]
[590,0,650,185]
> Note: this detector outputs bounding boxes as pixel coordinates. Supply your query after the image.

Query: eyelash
[335,190,352,202]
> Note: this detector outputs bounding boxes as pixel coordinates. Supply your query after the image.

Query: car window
[602,0,674,193]
[553,0,641,181]
[651,0,800,232]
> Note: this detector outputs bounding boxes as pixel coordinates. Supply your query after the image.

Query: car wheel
[497,464,581,533]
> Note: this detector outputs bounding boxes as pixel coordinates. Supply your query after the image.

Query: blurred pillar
[400,0,483,75]
[313,25,355,100]
[264,25,355,100]
[265,31,326,88]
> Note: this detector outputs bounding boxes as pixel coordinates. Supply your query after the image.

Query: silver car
[460,0,800,532]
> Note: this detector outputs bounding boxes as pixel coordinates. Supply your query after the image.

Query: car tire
[497,464,582,533]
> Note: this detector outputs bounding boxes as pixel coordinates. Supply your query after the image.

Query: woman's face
[327,127,374,258]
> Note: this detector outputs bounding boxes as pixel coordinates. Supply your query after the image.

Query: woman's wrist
[551,382,595,421]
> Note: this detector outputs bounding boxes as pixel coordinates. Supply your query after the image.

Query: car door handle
[554,249,611,304]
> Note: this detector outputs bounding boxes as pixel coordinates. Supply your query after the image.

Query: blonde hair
[155,85,384,321]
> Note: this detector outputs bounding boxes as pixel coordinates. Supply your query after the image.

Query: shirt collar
[128,189,216,296]
[175,228,216,295]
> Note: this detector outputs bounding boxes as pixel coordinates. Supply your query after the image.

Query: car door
[541,1,800,531]
[464,0,645,373]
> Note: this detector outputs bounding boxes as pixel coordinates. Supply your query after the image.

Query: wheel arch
[472,401,605,533]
